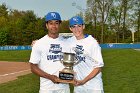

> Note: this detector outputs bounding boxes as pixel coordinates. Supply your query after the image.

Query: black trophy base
[57,71,75,84]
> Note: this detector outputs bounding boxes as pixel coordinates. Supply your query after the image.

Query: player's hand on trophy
[73,79,86,86]
[72,78,80,86]
[48,74,60,84]
[72,79,78,85]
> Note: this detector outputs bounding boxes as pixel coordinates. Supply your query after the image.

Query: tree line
[0,0,140,45]
[83,0,140,43]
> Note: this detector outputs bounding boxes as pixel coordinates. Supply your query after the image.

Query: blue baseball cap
[69,16,84,26]
[45,12,61,22]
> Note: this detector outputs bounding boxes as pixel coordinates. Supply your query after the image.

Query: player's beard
[48,28,59,37]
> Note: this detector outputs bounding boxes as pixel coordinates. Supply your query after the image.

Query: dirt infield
[0,61,31,84]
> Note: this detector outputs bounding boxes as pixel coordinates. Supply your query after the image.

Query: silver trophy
[58,52,79,83]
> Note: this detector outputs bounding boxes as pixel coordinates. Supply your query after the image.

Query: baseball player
[29,12,70,93]
[68,16,104,93]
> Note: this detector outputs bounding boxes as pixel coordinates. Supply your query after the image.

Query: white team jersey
[67,35,104,90]
[29,35,69,92]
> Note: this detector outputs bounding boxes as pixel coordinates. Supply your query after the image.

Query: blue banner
[100,44,140,49]
[0,45,31,50]
[0,44,140,50]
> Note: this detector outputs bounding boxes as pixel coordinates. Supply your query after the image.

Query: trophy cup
[57,52,79,83]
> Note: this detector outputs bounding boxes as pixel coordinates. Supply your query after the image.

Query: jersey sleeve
[91,42,104,68]
[29,42,41,64]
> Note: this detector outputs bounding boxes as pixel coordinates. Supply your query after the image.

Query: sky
[0,0,87,20]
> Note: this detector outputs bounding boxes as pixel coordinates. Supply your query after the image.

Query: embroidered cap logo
[51,13,56,18]
[73,18,78,22]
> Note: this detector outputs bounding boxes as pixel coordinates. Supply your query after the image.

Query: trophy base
[57,71,75,84]
[56,78,75,84]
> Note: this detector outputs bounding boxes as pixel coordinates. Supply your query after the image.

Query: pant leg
[74,88,104,93]
[52,88,70,93]
[40,88,70,93]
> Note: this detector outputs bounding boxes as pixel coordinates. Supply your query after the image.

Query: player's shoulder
[58,35,67,41]
[37,35,48,42]
[87,35,97,42]
[59,36,76,42]
[86,35,99,46]
[33,35,48,47]
[67,36,76,41]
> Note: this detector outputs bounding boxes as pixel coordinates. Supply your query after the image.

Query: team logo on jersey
[51,13,56,18]
[47,44,63,61]
[49,44,62,54]
[74,45,85,62]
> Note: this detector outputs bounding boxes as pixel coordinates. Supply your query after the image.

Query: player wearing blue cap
[68,16,104,93]
[29,12,70,93]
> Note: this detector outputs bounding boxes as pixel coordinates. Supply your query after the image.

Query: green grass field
[0,50,31,62]
[0,49,140,93]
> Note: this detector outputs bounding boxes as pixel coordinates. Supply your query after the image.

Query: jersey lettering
[75,45,85,62]
[47,44,63,61]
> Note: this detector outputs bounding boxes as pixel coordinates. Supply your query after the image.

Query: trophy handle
[60,60,64,64]
[74,60,80,65]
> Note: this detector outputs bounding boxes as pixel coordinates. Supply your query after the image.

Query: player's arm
[30,41,60,83]
[31,40,38,47]
[74,43,104,86]
[74,67,101,86]
[30,63,59,83]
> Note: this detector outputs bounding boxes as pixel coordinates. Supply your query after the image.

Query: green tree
[0,27,9,45]
[85,0,113,43]
[0,3,8,17]
[130,0,140,42]
[60,20,69,33]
